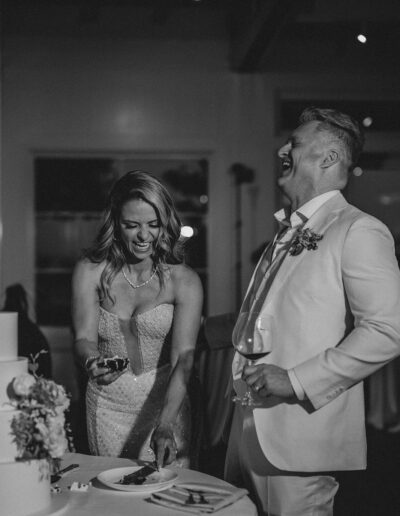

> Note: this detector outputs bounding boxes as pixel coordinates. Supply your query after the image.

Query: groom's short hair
[299,107,365,170]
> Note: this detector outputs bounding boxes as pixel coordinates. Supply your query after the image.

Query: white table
[52,452,257,516]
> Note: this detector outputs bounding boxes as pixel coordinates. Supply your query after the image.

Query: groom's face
[277,121,327,204]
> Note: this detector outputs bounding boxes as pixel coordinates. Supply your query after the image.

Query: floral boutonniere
[289,228,323,256]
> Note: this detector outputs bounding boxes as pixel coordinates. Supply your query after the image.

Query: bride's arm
[72,259,119,384]
[151,264,203,467]
[72,259,100,364]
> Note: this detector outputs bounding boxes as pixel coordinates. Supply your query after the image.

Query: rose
[32,379,70,410]
[13,373,36,397]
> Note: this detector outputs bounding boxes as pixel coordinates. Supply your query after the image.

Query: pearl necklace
[122,266,157,289]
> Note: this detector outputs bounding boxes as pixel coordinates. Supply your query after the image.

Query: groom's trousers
[224,404,339,516]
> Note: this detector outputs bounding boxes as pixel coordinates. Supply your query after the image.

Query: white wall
[1,35,275,316]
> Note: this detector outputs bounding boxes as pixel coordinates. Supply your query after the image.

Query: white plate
[97,466,178,493]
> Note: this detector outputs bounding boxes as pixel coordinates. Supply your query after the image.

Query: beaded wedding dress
[86,304,191,466]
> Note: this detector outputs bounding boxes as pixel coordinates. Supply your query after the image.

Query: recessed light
[362,116,373,128]
[357,33,367,44]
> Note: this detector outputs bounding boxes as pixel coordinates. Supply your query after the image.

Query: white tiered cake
[0,312,52,516]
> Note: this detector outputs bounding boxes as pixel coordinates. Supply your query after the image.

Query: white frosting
[0,459,51,516]
[0,408,19,462]
[0,312,18,360]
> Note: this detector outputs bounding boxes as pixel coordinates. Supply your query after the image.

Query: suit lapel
[260,193,348,308]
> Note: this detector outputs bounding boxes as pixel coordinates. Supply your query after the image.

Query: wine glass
[232,311,273,407]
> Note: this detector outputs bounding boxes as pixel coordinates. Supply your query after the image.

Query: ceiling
[2,0,400,73]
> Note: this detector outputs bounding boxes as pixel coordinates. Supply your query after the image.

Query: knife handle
[57,463,80,476]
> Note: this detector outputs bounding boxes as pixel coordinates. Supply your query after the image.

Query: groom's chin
[276,180,291,201]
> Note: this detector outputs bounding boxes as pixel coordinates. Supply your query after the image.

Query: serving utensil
[51,463,79,484]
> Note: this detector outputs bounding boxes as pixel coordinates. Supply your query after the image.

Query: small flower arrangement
[289,228,323,256]
[10,352,73,469]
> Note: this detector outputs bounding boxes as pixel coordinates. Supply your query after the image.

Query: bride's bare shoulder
[168,263,201,288]
[73,258,106,284]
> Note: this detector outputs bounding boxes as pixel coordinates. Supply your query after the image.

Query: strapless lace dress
[86,304,191,466]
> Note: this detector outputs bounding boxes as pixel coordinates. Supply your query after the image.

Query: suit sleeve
[293,216,400,410]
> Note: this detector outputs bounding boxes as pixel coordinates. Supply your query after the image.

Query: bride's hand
[86,357,125,385]
[150,423,177,468]
[94,368,125,385]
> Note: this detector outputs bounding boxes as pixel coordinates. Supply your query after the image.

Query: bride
[72,170,203,468]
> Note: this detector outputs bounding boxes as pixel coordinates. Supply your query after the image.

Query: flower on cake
[10,368,72,465]
[12,372,36,396]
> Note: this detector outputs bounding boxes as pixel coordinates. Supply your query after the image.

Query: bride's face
[118,198,160,261]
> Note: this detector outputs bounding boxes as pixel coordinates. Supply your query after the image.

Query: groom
[224,107,400,515]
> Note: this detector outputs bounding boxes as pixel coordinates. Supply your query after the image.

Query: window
[35,156,208,325]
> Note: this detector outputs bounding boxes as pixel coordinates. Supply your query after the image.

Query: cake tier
[0,407,19,462]
[0,312,18,360]
[0,459,51,516]
[0,357,28,407]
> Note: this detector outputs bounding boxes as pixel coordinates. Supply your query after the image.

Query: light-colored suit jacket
[232,192,400,472]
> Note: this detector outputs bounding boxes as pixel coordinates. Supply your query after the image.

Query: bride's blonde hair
[85,170,183,302]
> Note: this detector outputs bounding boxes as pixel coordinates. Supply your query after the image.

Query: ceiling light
[362,117,373,128]
[357,33,367,44]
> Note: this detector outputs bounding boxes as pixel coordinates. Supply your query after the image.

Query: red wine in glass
[232,311,273,407]
[238,351,270,361]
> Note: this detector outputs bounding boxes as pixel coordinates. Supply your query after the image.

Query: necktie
[233,214,307,366]
[249,218,305,309]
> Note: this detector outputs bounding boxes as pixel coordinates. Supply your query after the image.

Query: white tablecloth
[52,453,257,516]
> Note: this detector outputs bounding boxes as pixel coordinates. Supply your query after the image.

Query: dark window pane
[35,158,117,211]
[36,273,72,326]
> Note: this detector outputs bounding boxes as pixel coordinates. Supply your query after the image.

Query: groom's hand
[242,363,295,399]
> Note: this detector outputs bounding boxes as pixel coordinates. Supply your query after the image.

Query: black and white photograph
[1,1,400,515]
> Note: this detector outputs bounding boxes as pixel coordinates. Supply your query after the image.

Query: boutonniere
[289,228,323,256]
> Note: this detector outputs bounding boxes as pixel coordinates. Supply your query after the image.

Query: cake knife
[51,463,80,483]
